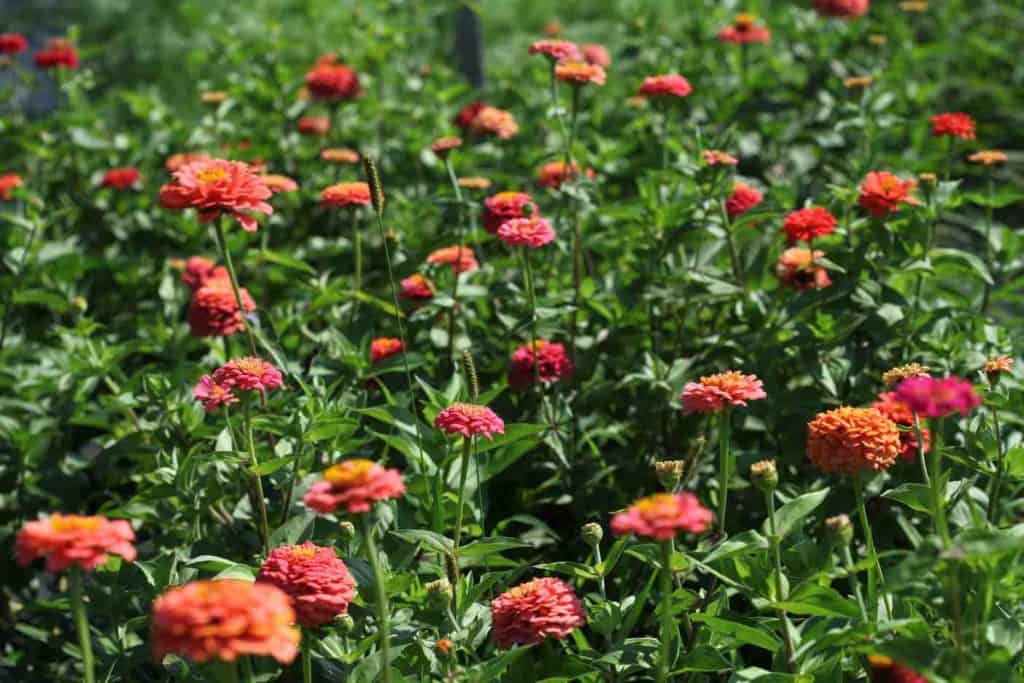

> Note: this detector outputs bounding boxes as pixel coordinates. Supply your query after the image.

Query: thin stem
[453,436,473,552]
[302,629,313,683]
[944,136,954,182]
[854,478,885,621]
[522,249,542,396]
[914,413,930,486]
[349,210,362,325]
[361,514,393,683]
[987,408,1005,524]
[716,409,732,538]
[840,545,869,622]
[660,106,670,171]
[658,541,675,683]
[0,205,40,351]
[766,491,795,673]
[593,543,607,600]
[719,200,744,285]
[444,157,465,369]
[69,565,95,683]
[981,174,996,313]
[243,398,271,556]
[240,657,255,683]
[213,217,257,356]
[928,419,951,544]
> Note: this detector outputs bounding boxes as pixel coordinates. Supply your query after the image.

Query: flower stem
[840,545,869,622]
[444,157,465,370]
[349,210,362,326]
[214,661,240,683]
[213,217,257,356]
[716,409,732,538]
[719,200,743,286]
[928,419,951,544]
[913,413,930,486]
[981,174,996,313]
[0,204,40,352]
[987,407,1006,524]
[361,514,393,683]
[657,540,675,683]
[243,397,271,557]
[301,629,313,683]
[453,436,473,552]
[69,565,95,683]
[853,478,885,621]
[521,249,542,395]
[766,491,795,673]
[593,542,607,600]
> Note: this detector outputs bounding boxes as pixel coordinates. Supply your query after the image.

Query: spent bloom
[782,207,837,243]
[427,246,479,274]
[483,191,536,233]
[555,61,606,86]
[0,173,24,201]
[193,376,238,412]
[257,542,356,628]
[497,217,557,248]
[718,14,771,44]
[188,282,255,338]
[400,273,435,300]
[0,33,28,55]
[815,0,870,18]
[370,337,404,364]
[33,38,78,69]
[703,150,738,166]
[509,340,573,390]
[321,148,361,164]
[611,493,714,540]
[872,392,930,461]
[305,63,361,100]
[435,403,505,441]
[151,580,299,664]
[101,167,141,190]
[681,371,766,414]
[894,376,982,418]
[883,363,931,386]
[930,112,976,140]
[16,514,136,573]
[776,248,831,290]
[726,182,764,218]
[298,117,331,136]
[159,159,273,231]
[638,74,693,99]
[858,171,919,218]
[321,182,372,208]
[807,407,900,475]
[969,150,1008,166]
[867,655,928,683]
[538,160,592,188]
[304,459,406,514]
[528,39,581,62]
[212,357,283,393]
[582,44,611,67]
[491,578,586,649]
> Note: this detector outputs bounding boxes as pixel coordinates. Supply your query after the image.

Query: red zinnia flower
[491,578,586,649]
[611,493,713,540]
[188,282,256,337]
[555,61,606,86]
[370,337,404,364]
[180,256,228,291]
[858,171,919,218]
[718,14,771,44]
[298,117,331,136]
[782,206,837,243]
[261,174,298,194]
[681,371,766,414]
[893,376,982,419]
[582,44,611,67]
[193,376,238,412]
[212,357,283,393]
[454,101,488,130]
[497,217,556,248]
[468,106,519,139]
[151,580,300,664]
[537,160,593,188]
[33,38,78,69]
[427,246,479,274]
[16,514,136,573]
[483,191,536,233]
[0,173,24,200]
[434,403,505,441]
[867,655,928,683]
[776,248,831,290]
[305,63,361,100]
[0,33,29,55]
[528,39,581,62]
[725,182,763,218]
[638,74,693,99]
[872,392,930,461]
[257,542,357,628]
[815,0,870,19]
[930,112,976,140]
[807,407,900,475]
[400,273,435,300]
[321,182,372,208]
[159,159,273,231]
[101,167,141,190]
[304,459,406,514]
[509,340,573,390]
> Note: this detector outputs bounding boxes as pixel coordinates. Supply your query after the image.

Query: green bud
[338,521,356,542]
[750,459,778,493]
[823,514,854,548]
[655,460,685,491]
[425,577,453,606]
[581,523,603,548]
[335,613,355,633]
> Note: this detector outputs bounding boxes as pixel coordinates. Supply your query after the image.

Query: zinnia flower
[193,376,238,412]
[681,371,766,414]
[305,63,360,100]
[0,173,24,200]
[212,357,283,393]
[33,38,78,69]
[883,363,931,386]
[984,356,1013,377]
[298,117,331,136]
[968,150,1008,166]
[782,207,837,243]
[166,152,210,173]
[304,459,406,514]
[844,76,874,90]
[638,74,693,99]
[101,167,141,190]
[321,148,360,164]
[200,91,228,105]
[509,340,573,390]
[815,0,870,18]
[188,282,255,337]
[0,33,28,55]
[262,174,298,194]
[180,256,228,291]
[582,44,611,67]
[718,14,771,44]
[321,182,372,208]
[370,337,404,364]
[257,542,357,628]
[159,159,273,231]
[497,217,556,248]
[776,248,831,290]
[930,112,976,140]
[400,273,435,300]
[807,407,901,475]
[611,493,713,540]
[151,580,300,664]
[555,61,606,86]
[872,392,930,461]
[16,514,136,573]
[434,403,505,441]
[528,40,581,62]
[893,376,982,418]
[458,177,492,191]
[703,150,738,166]
[858,171,919,218]
[537,161,592,188]
[468,106,519,139]
[427,246,479,274]
[431,136,463,156]
[454,101,488,130]
[867,655,928,683]
[725,182,764,218]
[483,191,536,233]
[491,578,586,649]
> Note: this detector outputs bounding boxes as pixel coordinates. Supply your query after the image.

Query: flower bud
[918,172,937,187]
[984,356,1013,385]
[70,296,88,313]
[750,459,778,493]
[335,613,355,633]
[654,460,685,491]
[425,577,453,606]
[581,523,603,548]
[338,521,356,542]
[436,638,454,656]
[823,514,854,548]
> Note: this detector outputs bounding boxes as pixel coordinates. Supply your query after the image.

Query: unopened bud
[338,521,356,542]
[425,577,453,606]
[435,638,454,656]
[335,613,355,633]
[70,296,88,313]
[655,460,685,491]
[823,514,854,548]
[750,460,778,493]
[918,172,937,187]
[581,523,603,548]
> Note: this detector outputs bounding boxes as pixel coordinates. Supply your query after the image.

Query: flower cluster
[483,191,536,233]
[193,358,283,411]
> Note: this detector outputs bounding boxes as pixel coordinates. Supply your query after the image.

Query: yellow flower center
[49,515,102,533]
[324,459,375,487]
[634,493,676,515]
[495,191,522,202]
[735,13,756,28]
[289,545,318,559]
[197,167,229,183]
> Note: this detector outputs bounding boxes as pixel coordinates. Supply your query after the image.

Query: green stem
[944,136,954,181]
[717,409,732,537]
[981,174,996,313]
[522,249,542,396]
[593,543,607,600]
[840,545,870,622]
[243,398,271,556]
[361,514,393,683]
[853,478,884,622]
[349,210,362,325]
[719,200,744,286]
[213,217,257,356]
[658,541,675,683]
[302,630,313,683]
[240,656,255,683]
[565,87,582,375]
[69,565,95,683]
[214,661,240,683]
[444,157,465,370]
[766,492,795,673]
[453,436,473,551]
[987,408,1005,524]
[914,413,930,486]
[928,419,951,544]
[0,205,40,352]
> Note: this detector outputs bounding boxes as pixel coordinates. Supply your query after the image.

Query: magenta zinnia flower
[434,403,505,441]
[893,376,982,418]
[212,357,283,393]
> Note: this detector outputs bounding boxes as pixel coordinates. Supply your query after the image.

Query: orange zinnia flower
[370,337,404,363]
[0,173,24,200]
[858,171,919,218]
[427,246,479,274]
[776,248,831,290]
[555,61,606,86]
[807,407,900,475]
[681,371,766,413]
[718,14,771,44]
[159,159,273,231]
[16,514,137,573]
[321,182,373,208]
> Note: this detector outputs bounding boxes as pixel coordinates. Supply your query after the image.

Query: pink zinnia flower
[212,357,283,393]
[427,246,479,274]
[872,392,930,461]
[159,159,273,232]
[298,117,331,136]
[304,459,406,514]
[370,337,404,364]
[894,376,982,419]
[101,166,140,190]
[638,74,692,99]
[180,256,228,291]
[528,40,581,62]
[555,61,606,86]
[815,0,870,19]
[261,174,299,194]
[321,182,372,208]
[193,376,238,412]
[611,493,713,540]
[497,217,556,248]
[305,63,361,100]
[33,38,78,69]
[509,340,573,390]
[483,191,536,233]
[454,101,488,130]
[257,542,357,628]
[582,44,611,67]
[188,282,255,338]
[681,371,766,414]
[434,403,505,441]
[400,273,435,300]
[718,14,771,44]
[703,150,738,166]
[0,33,28,55]
[491,578,586,649]
[16,514,136,573]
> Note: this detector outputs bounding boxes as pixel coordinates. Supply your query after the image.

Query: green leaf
[535,561,599,581]
[676,645,731,672]
[931,248,994,285]
[881,483,932,514]
[776,584,861,618]
[704,530,770,563]
[690,616,781,652]
[391,528,454,555]
[459,537,530,558]
[303,418,358,443]
[765,488,830,539]
[248,455,293,475]
[257,249,315,275]
[986,619,1023,656]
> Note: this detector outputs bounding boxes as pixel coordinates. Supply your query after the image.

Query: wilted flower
[654,460,686,490]
[872,392,930,461]
[257,542,357,628]
[16,514,136,573]
[497,217,556,248]
[782,207,837,243]
[0,173,24,200]
[0,33,28,55]
[930,112,976,140]
[298,117,331,136]
[193,375,238,412]
[807,407,900,475]
[370,337,404,364]
[968,150,1008,166]
[894,376,982,418]
[776,248,831,290]
[681,371,766,414]
[321,148,361,164]
[509,340,573,389]
[261,174,299,194]
[304,459,406,514]
[425,578,454,605]
[815,0,870,18]
[638,74,693,99]
[321,182,372,208]
[400,273,435,300]
[858,171,919,218]
[33,38,78,69]
[528,39,581,62]
[188,282,256,338]
[101,167,141,190]
[159,159,273,231]
[212,357,283,393]
[718,14,771,44]
[867,655,929,683]
[611,493,713,540]
[725,182,764,218]
[151,580,300,664]
[491,578,585,648]
[883,363,931,386]
[537,160,593,188]
[305,63,361,100]
[555,61,606,86]
[427,246,479,274]
[582,44,611,67]
[435,403,505,440]
[483,191,536,233]
[430,136,463,156]
[703,150,738,166]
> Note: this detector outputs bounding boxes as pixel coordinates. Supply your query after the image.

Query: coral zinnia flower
[984,356,1014,377]
[0,33,28,55]
[703,150,738,166]
[435,403,505,441]
[681,371,766,414]
[638,74,693,99]
[893,376,982,418]
[370,337,404,364]
[555,61,606,86]
[151,580,300,664]
[783,207,837,243]
[304,459,406,514]
[159,159,273,231]
[968,150,1008,166]
[200,91,228,105]
[468,106,520,139]
[537,161,592,188]
[33,38,78,69]
[807,407,900,475]
[776,248,831,290]
[718,14,771,44]
[858,171,919,218]
[166,152,210,173]
[725,182,763,218]
[427,246,479,274]
[867,655,928,683]
[101,167,141,190]
[321,148,360,164]
[262,174,298,194]
[305,63,361,100]
[257,542,356,628]
[883,363,931,387]
[212,357,283,393]
[930,112,976,140]
[321,182,372,208]
[458,176,492,191]
[611,493,713,540]
[509,340,573,390]
[298,117,331,136]
[491,578,586,649]
[0,173,24,200]
[454,101,488,130]
[872,392,930,461]
[528,40,581,62]
[193,376,238,412]
[16,514,136,573]
[497,217,556,248]
[179,256,228,291]
[188,282,255,337]
[400,273,435,300]
[582,44,611,67]
[483,191,536,233]
[431,136,463,156]
[815,0,870,18]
